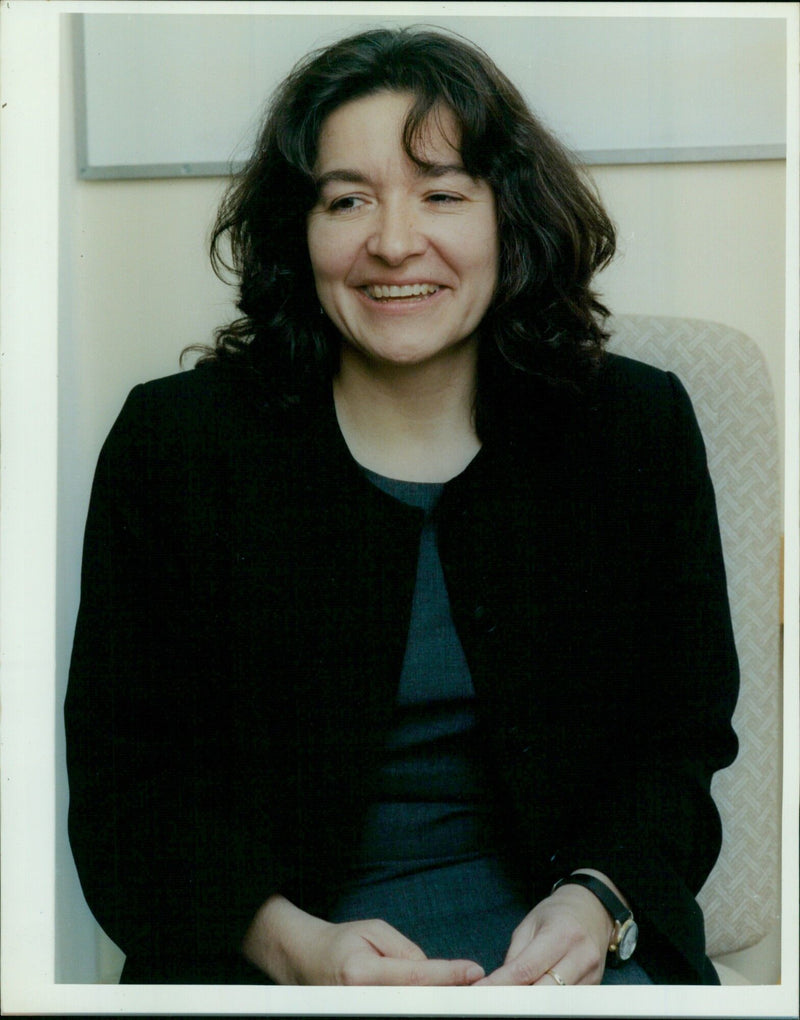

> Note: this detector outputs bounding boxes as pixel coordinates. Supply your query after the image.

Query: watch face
[617,919,639,961]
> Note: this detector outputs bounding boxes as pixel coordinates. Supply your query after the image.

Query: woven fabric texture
[608,314,782,957]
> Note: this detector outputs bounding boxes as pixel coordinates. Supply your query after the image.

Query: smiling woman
[64,26,739,988]
[307,92,498,479]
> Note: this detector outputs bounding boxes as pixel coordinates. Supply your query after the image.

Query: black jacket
[64,353,739,984]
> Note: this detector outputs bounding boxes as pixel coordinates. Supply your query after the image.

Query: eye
[426,192,463,205]
[328,195,366,213]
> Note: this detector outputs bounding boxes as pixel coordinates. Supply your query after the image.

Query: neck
[333,342,481,482]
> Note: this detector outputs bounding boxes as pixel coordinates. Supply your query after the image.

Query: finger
[502,923,536,966]
[357,919,428,962]
[351,955,485,986]
[473,948,556,986]
[535,962,569,987]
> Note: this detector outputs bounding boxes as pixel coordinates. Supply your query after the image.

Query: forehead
[314,91,461,170]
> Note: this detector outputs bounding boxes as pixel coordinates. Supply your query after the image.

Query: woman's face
[307,91,498,372]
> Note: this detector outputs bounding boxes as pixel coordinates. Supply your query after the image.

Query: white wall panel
[75,11,787,178]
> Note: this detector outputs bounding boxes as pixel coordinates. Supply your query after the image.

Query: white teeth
[365,283,440,299]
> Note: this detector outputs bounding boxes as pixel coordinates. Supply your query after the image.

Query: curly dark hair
[194,25,616,406]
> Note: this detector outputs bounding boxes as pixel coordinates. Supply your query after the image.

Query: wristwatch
[551,873,638,967]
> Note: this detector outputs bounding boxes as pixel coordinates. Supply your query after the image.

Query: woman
[64,26,739,987]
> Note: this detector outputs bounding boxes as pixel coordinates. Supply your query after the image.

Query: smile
[363,283,441,300]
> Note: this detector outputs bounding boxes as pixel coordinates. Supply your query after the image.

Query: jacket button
[472,604,498,634]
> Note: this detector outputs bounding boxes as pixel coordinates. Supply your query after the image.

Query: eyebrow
[313,163,471,191]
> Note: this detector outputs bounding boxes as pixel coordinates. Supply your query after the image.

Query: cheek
[307,223,360,289]
[306,238,327,287]
[307,225,337,287]
[445,214,498,284]
[462,237,499,302]
[481,230,500,297]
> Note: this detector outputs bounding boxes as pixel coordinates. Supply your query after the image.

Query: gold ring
[546,967,566,986]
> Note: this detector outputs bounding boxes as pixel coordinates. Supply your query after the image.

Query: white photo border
[1,2,797,1015]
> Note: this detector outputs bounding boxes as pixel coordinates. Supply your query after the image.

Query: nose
[365,199,427,265]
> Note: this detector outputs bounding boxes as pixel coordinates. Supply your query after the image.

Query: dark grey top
[327,470,530,971]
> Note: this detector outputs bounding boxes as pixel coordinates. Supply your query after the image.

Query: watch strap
[551,873,632,926]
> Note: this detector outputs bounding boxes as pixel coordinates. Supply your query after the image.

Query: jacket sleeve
[547,370,740,984]
[64,381,292,980]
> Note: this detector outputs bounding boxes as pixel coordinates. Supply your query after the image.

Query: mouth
[362,283,441,301]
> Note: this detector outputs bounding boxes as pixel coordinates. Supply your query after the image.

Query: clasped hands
[242,877,614,986]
